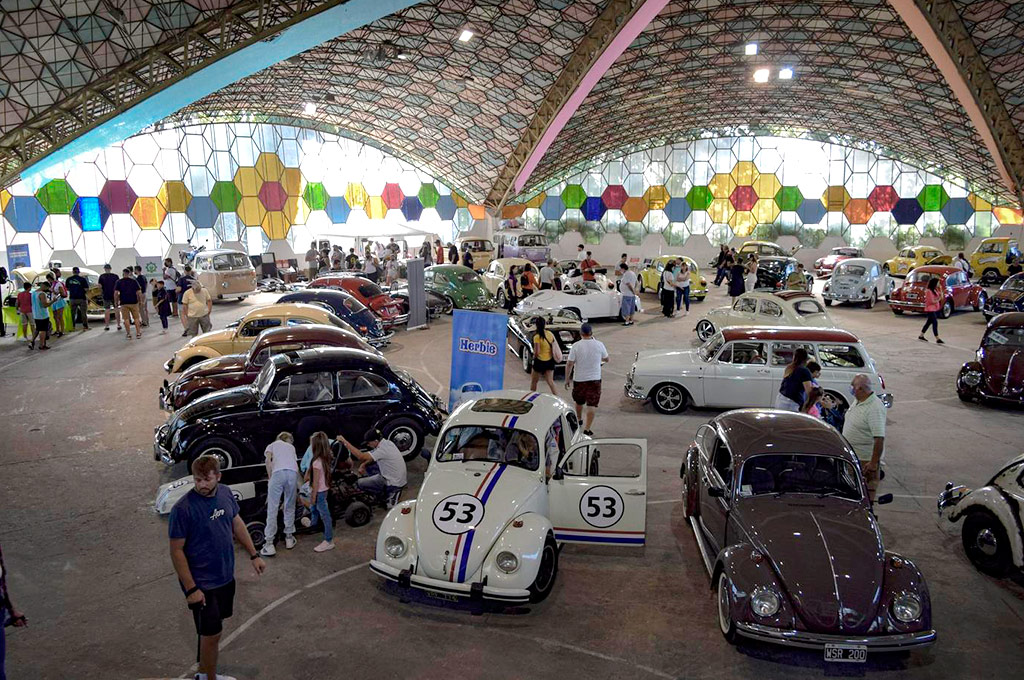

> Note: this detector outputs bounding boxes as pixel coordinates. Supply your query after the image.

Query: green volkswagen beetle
[425,264,497,311]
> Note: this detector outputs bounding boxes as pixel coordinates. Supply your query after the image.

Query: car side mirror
[876,493,893,505]
[552,467,564,481]
[708,486,725,498]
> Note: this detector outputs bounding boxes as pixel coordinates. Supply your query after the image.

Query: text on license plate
[823,644,867,663]
[426,590,459,602]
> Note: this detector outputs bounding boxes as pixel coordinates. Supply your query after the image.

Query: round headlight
[750,588,781,617]
[963,370,982,387]
[891,592,922,622]
[495,551,519,574]
[384,536,406,558]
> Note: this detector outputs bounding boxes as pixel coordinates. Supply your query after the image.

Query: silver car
[821,257,894,308]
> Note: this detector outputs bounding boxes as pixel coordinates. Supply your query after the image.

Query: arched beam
[484,0,670,211]
[0,0,419,189]
[889,0,1024,206]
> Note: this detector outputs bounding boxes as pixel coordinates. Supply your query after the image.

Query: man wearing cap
[97,264,120,331]
[564,322,608,436]
[64,266,91,330]
[335,430,407,508]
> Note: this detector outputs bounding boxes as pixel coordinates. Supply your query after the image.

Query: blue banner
[7,244,30,271]
[449,309,507,410]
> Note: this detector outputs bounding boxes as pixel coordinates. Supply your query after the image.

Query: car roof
[988,312,1024,328]
[772,290,816,301]
[281,288,357,302]
[980,236,1014,242]
[836,257,880,267]
[494,229,544,235]
[720,326,859,343]
[742,240,774,246]
[269,346,386,372]
[197,248,247,257]
[252,323,362,346]
[715,409,857,466]
[242,302,330,320]
[910,265,957,274]
[910,245,941,252]
[445,390,567,433]
[428,264,474,273]
[492,257,531,266]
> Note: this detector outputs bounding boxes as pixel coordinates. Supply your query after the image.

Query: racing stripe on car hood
[456,464,507,583]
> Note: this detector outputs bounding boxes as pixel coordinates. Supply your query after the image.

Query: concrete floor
[1,278,1022,680]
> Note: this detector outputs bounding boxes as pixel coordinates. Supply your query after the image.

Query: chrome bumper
[369,560,530,604]
[382,313,409,329]
[735,622,936,651]
[623,376,647,400]
[892,301,925,311]
[158,380,174,411]
[368,331,394,347]
[153,424,174,465]
[824,291,868,302]
[879,393,894,408]
[163,357,175,373]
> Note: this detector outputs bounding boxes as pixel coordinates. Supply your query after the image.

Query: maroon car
[814,246,863,278]
[309,274,408,329]
[889,265,986,318]
[681,410,935,659]
[160,324,375,411]
[956,312,1024,405]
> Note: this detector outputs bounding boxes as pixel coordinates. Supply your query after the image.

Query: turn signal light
[512,520,524,528]
[401,507,411,515]
[890,555,904,568]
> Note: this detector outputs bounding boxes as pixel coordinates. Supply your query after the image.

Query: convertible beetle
[370,390,647,605]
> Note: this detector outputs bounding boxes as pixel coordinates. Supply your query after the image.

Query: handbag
[549,332,563,363]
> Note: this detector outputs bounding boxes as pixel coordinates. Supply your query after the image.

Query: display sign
[135,256,162,278]
[406,257,426,330]
[448,309,506,411]
[7,244,30,270]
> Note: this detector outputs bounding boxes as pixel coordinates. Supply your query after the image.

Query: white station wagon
[370,390,647,605]
[694,290,834,342]
[625,327,892,414]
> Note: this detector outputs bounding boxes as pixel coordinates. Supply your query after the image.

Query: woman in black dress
[727,256,746,298]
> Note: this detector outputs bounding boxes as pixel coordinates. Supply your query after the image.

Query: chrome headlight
[750,587,781,617]
[384,536,406,558]
[891,592,922,622]
[963,370,982,387]
[495,551,519,573]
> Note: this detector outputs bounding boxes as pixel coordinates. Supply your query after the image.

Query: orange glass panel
[502,204,526,219]
[621,196,649,222]
[994,206,1023,225]
[844,198,874,224]
[468,204,488,220]
[525,192,546,209]
[131,197,167,230]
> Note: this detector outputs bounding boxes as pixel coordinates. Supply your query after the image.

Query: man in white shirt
[842,374,886,504]
[338,430,408,508]
[575,244,586,262]
[564,323,609,435]
[304,241,319,280]
[618,263,638,326]
[539,260,556,290]
[954,252,971,279]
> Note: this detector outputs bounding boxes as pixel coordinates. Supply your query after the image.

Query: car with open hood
[694,291,834,342]
[277,289,392,346]
[822,258,894,308]
[515,273,622,321]
[154,348,446,469]
[455,236,496,271]
[738,241,799,259]
[625,327,891,415]
[682,410,935,658]
[814,246,864,278]
[7,266,105,316]
[969,237,1020,284]
[982,273,1024,320]
[159,324,376,411]
[755,256,814,291]
[163,303,356,373]
[888,265,986,318]
[883,245,950,277]
[387,284,454,319]
[370,390,647,605]
[938,452,1024,578]
[506,309,581,373]
[956,312,1024,405]
[309,274,408,329]
[637,255,707,301]
[424,264,497,311]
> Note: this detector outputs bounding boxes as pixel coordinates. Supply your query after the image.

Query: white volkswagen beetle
[694,290,834,342]
[822,257,895,308]
[370,390,647,604]
[514,273,622,320]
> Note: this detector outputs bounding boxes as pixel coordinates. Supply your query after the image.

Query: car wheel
[444,296,456,314]
[824,298,833,307]
[344,501,372,527]
[651,383,689,414]
[496,288,506,308]
[246,521,267,549]
[864,290,876,309]
[565,307,581,320]
[528,534,559,603]
[189,437,239,470]
[962,510,1014,578]
[974,291,987,311]
[717,571,738,643]
[381,417,425,462]
[696,319,715,342]
[940,299,953,319]
[521,346,533,374]
[982,268,1000,285]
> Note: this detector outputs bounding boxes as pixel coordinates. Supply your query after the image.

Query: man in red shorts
[564,322,608,436]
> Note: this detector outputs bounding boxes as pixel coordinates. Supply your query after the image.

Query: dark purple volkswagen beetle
[681,410,935,661]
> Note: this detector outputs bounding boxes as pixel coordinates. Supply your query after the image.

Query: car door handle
[756,369,770,374]
[625,489,645,496]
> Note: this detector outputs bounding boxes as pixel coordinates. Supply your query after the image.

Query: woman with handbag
[529,315,559,395]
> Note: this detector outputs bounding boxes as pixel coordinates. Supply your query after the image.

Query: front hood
[736,497,884,634]
[176,385,258,424]
[818,256,841,266]
[992,289,1024,304]
[182,327,234,349]
[459,282,491,300]
[414,462,541,583]
[517,290,561,309]
[980,346,1024,394]
[178,354,247,381]
[635,348,701,374]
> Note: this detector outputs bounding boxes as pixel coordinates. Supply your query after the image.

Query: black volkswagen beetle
[982,273,1024,320]
[756,256,814,290]
[278,289,392,346]
[154,348,446,469]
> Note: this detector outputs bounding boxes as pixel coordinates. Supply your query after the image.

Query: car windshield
[210,253,250,270]
[698,334,725,361]
[464,240,493,252]
[254,361,277,394]
[1001,277,1024,292]
[518,234,547,247]
[342,296,366,313]
[436,425,541,472]
[835,263,866,277]
[739,454,862,500]
[456,270,481,283]
[984,327,1024,348]
[358,282,383,298]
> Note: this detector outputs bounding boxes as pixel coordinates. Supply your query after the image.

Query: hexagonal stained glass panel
[345,183,368,209]
[258,182,288,212]
[261,211,291,240]
[730,186,757,212]
[131,197,167,230]
[601,185,628,210]
[418,183,440,208]
[99,180,138,214]
[891,198,924,225]
[774,186,803,212]
[325,196,351,224]
[752,198,780,224]
[234,167,261,197]
[303,182,328,211]
[4,196,47,233]
[730,161,758,187]
[822,186,851,212]
[381,183,404,210]
[255,152,284,182]
[844,198,874,225]
[237,196,267,227]
[917,185,949,212]
[71,196,109,232]
[729,211,756,237]
[621,197,649,222]
[708,173,737,199]
[868,185,899,212]
[581,196,606,222]
[365,196,388,220]
[36,179,77,214]
[186,196,219,231]
[708,198,735,224]
[158,181,192,213]
[401,196,423,221]
[643,186,669,211]
[664,197,691,223]
[686,186,713,211]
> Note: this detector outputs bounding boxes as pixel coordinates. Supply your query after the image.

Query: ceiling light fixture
[745,42,758,56]
[303,102,317,116]
[397,51,412,60]
[779,67,793,80]
[753,68,769,83]
[459,29,474,42]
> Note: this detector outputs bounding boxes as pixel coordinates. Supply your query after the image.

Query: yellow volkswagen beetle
[970,237,1021,284]
[884,245,950,277]
[164,303,355,373]
[638,255,707,301]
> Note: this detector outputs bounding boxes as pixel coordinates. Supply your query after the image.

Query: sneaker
[936,338,945,344]
[583,429,594,436]
[182,331,189,337]
[117,325,122,331]
[285,535,296,549]
[314,541,335,553]
[260,543,276,557]
[300,516,312,528]
[918,335,927,342]
[104,326,110,331]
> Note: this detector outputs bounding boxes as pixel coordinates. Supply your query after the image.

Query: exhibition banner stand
[448,309,506,411]
[405,257,427,330]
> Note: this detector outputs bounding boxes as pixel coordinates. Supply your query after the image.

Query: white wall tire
[717,572,738,643]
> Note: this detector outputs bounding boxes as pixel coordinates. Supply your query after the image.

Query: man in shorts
[182,279,213,337]
[169,455,265,680]
[618,262,638,326]
[564,322,608,436]
[98,263,120,331]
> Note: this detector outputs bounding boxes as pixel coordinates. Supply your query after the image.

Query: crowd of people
[303,238,480,288]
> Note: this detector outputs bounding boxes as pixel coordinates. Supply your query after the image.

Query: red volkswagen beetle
[310,274,408,329]
[814,246,863,278]
[888,265,986,318]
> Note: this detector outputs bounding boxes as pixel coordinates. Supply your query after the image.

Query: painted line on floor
[647,498,680,505]
[497,631,677,679]
[894,396,963,405]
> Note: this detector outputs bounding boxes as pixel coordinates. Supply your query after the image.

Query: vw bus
[494,229,550,264]
[191,249,259,301]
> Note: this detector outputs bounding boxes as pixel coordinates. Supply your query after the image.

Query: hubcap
[523,350,531,371]
[976,528,998,556]
[718,576,731,635]
[205,447,231,469]
[656,386,682,410]
[697,321,714,340]
[388,427,416,454]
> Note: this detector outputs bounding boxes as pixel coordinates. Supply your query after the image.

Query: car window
[269,371,334,404]
[358,282,383,298]
[437,425,540,472]
[252,343,304,367]
[901,248,913,257]
[980,241,1002,253]
[924,251,940,260]
[718,341,766,365]
[871,265,880,277]
[770,342,815,366]
[239,318,282,337]
[543,418,564,477]
[733,297,757,313]
[710,440,732,487]
[336,371,390,399]
[818,344,865,368]
[793,299,825,315]
[287,317,315,326]
[759,299,783,317]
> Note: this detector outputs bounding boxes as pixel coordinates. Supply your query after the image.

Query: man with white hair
[181,279,213,337]
[842,374,886,504]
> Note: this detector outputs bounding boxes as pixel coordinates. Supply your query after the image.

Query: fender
[879,552,933,634]
[714,543,796,630]
[947,487,1024,569]
[374,500,419,573]
[479,511,553,592]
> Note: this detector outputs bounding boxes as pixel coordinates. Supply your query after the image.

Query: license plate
[426,590,459,602]
[823,644,867,663]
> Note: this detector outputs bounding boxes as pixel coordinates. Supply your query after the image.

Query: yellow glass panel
[468,204,488,220]
[280,168,305,197]
[525,192,546,209]
[822,186,850,211]
[261,211,291,240]
[621,197,649,222]
[453,192,469,209]
[345,183,367,209]
[752,198,780,223]
[255,152,284,182]
[157,181,192,212]
[730,161,759,187]
[967,193,992,212]
[131,197,167,230]
[994,206,1023,225]
[283,196,310,225]
[708,173,737,199]
[643,185,669,210]
[729,211,757,237]
[707,198,735,223]
[366,195,388,219]
[752,173,781,199]
[233,167,262,197]
[0,189,10,212]
[237,196,267,227]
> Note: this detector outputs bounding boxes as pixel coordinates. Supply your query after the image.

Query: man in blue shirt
[169,456,265,680]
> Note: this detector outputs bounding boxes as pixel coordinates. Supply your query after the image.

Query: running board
[689,516,714,576]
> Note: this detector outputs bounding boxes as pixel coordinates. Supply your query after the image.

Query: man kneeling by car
[335,430,407,508]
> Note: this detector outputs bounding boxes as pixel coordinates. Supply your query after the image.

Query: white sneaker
[300,516,312,528]
[260,543,276,557]
[285,535,296,549]
[313,540,335,553]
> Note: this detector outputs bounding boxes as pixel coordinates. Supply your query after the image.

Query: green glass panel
[35,179,77,214]
[210,181,242,212]
[302,182,328,211]
[774,186,803,211]
[916,185,948,212]
[418,183,440,208]
[686,185,713,211]
[560,184,586,210]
